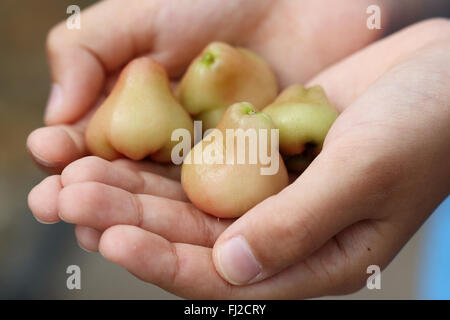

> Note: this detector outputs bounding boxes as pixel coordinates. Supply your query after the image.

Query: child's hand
[26,0,387,173]
[29,17,450,298]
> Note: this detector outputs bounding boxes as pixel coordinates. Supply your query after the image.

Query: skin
[181,103,289,218]
[85,57,194,162]
[177,42,278,130]
[26,0,450,299]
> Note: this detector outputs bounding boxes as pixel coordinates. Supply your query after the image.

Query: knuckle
[198,215,216,247]
[308,241,366,296]
[326,239,365,295]
[182,203,216,246]
[168,244,181,285]
[132,194,144,228]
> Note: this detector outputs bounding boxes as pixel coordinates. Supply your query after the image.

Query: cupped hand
[27,0,450,299]
[29,18,450,299]
[29,156,234,251]
[27,0,388,173]
[28,0,390,245]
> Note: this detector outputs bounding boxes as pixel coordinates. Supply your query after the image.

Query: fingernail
[45,83,62,122]
[216,236,261,285]
[77,241,94,253]
[34,215,58,225]
[27,146,52,168]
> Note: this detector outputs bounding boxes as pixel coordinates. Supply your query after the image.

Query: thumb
[43,0,154,125]
[44,41,104,125]
[212,142,390,285]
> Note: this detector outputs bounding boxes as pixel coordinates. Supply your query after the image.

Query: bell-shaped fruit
[181,102,289,218]
[85,57,194,162]
[263,84,338,156]
[176,42,278,130]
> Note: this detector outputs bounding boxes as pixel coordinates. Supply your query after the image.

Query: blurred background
[0,0,448,299]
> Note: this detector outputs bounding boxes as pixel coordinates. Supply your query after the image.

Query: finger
[44,0,240,124]
[61,156,187,201]
[307,18,450,111]
[27,175,62,224]
[97,220,398,299]
[27,95,102,173]
[44,0,146,124]
[112,158,182,181]
[58,182,232,247]
[98,225,232,299]
[75,225,101,252]
[26,123,181,178]
[27,91,181,178]
[27,125,87,174]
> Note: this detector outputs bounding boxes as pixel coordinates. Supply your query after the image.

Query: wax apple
[181,102,289,218]
[263,85,338,170]
[85,57,194,162]
[177,42,278,130]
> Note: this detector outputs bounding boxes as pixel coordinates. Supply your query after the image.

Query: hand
[29,18,450,298]
[27,0,393,173]
[28,0,392,242]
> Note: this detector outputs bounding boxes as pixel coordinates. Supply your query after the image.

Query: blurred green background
[0,0,446,299]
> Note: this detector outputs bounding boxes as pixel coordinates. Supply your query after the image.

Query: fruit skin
[176,42,279,130]
[181,102,289,218]
[263,85,338,156]
[85,57,194,162]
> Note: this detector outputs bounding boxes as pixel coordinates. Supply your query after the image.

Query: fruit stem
[240,102,256,115]
[201,52,216,66]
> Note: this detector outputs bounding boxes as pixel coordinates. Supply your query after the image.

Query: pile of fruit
[85,42,338,218]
